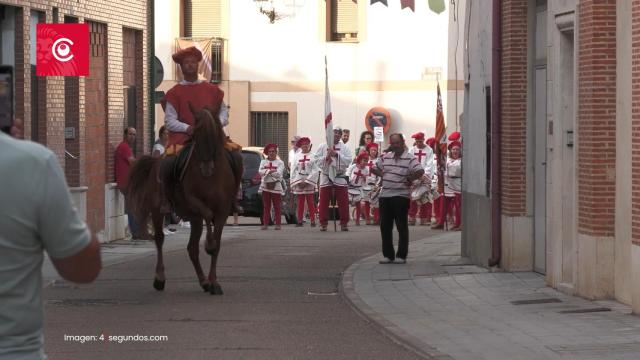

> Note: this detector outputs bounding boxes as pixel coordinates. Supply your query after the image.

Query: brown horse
[126,104,242,295]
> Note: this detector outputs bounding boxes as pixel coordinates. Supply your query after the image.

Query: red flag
[400,0,415,11]
[324,56,333,147]
[434,82,447,193]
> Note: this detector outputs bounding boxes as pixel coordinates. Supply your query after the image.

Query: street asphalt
[41,217,640,359]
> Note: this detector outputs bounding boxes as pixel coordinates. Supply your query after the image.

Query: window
[183,0,222,38]
[250,111,289,164]
[329,0,358,42]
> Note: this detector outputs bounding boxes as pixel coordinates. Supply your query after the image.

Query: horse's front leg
[207,215,226,295]
[186,217,209,292]
[151,211,166,291]
[184,193,216,255]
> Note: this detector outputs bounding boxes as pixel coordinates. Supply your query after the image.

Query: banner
[400,0,415,12]
[174,38,222,82]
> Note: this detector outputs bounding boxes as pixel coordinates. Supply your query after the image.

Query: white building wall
[227,0,461,148]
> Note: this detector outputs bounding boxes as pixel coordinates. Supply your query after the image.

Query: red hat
[448,140,461,150]
[426,137,436,148]
[356,151,369,163]
[295,137,310,148]
[411,132,425,140]
[366,142,379,151]
[263,143,278,154]
[448,131,461,141]
[172,46,203,64]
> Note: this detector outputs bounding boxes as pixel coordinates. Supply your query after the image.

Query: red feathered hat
[172,46,203,64]
[448,131,461,141]
[411,132,425,140]
[448,140,461,150]
[366,142,379,151]
[295,137,310,148]
[426,137,436,148]
[263,143,278,154]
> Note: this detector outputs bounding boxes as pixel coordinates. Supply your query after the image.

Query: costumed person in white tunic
[290,137,319,227]
[346,151,370,226]
[315,126,353,231]
[259,143,285,230]
[427,137,444,226]
[433,140,462,230]
[364,142,381,225]
[408,132,436,226]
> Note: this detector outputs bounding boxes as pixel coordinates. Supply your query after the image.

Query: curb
[340,243,455,360]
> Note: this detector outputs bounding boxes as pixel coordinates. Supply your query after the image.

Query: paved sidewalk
[342,232,640,360]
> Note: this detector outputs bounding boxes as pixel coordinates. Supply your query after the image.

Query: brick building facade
[463,0,640,311]
[0,0,149,238]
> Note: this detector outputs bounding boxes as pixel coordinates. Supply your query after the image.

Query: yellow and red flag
[434,82,447,193]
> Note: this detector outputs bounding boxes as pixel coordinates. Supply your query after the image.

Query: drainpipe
[148,0,155,150]
[488,0,501,267]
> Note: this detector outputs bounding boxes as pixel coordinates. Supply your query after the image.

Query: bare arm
[370,167,383,177]
[51,233,101,283]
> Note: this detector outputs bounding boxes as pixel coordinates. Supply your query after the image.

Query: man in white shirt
[0,132,101,360]
[371,133,424,264]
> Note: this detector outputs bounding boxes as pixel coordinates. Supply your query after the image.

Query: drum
[348,187,362,205]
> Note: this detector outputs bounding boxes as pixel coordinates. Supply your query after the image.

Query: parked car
[239,147,297,225]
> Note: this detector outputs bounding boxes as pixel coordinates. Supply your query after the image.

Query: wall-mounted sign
[373,127,384,142]
[364,107,392,134]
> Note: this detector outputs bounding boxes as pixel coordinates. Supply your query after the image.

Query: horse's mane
[192,107,226,163]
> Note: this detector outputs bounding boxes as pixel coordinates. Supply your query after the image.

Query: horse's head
[187,102,226,165]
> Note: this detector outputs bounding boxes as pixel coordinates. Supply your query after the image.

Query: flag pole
[324,56,337,231]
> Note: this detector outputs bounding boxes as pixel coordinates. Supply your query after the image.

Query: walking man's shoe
[450,226,461,231]
[341,225,349,231]
[295,222,303,227]
[261,225,268,230]
[274,225,282,230]
[379,258,394,264]
[419,218,430,226]
[320,225,327,232]
[395,258,406,264]
[431,223,444,230]
[408,217,416,226]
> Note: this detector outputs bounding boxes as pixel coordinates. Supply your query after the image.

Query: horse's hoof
[205,247,214,256]
[153,278,165,291]
[201,283,210,292]
[209,284,224,295]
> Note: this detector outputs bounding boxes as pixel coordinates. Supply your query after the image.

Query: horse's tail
[126,155,159,221]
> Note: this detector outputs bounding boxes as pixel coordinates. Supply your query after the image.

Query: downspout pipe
[148,0,155,150]
[488,0,501,267]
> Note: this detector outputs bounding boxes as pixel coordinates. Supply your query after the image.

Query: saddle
[167,141,241,185]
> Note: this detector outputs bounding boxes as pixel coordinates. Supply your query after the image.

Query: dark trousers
[379,196,410,260]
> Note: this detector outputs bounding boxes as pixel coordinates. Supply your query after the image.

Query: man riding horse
[161,46,243,183]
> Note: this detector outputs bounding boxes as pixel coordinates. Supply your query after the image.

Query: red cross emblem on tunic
[367,160,374,172]
[264,162,278,172]
[353,169,365,183]
[298,154,311,170]
[415,149,426,163]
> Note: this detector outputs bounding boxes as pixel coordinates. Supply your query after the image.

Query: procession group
[257,127,462,232]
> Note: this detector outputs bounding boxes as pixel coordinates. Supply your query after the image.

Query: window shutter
[184,0,222,38]
[332,0,358,38]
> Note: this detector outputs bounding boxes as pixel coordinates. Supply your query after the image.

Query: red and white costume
[290,137,319,225]
[408,132,436,225]
[346,153,370,225]
[259,144,285,227]
[314,137,353,227]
